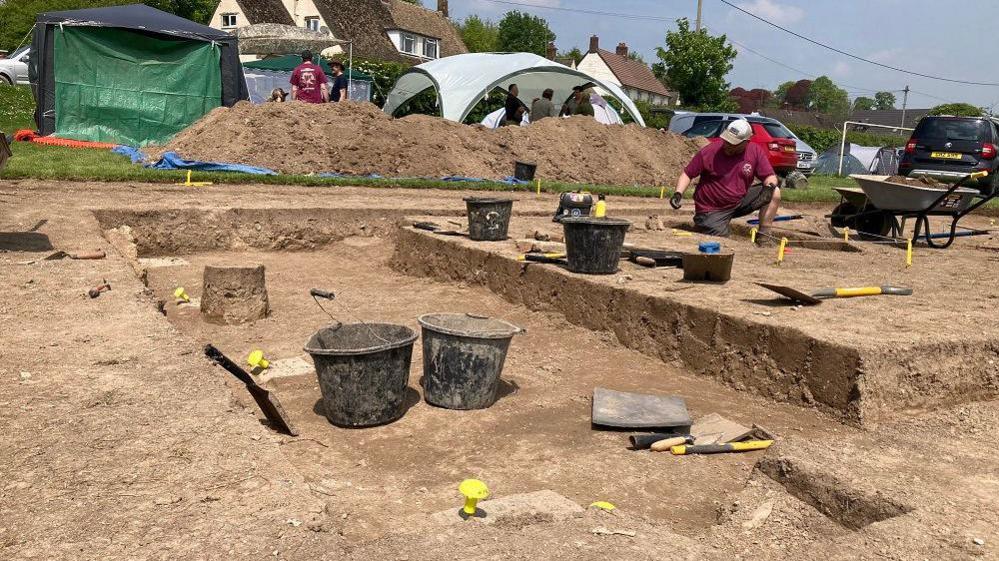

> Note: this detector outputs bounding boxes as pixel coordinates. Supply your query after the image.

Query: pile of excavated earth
[160,101,706,185]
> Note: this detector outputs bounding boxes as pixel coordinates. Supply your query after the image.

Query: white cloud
[734,0,805,25]
[866,48,903,64]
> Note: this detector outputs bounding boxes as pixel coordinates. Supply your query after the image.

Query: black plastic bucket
[417,313,522,410]
[464,197,513,241]
[561,217,631,274]
[514,161,537,181]
[304,323,417,427]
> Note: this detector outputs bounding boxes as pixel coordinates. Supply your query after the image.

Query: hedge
[786,123,908,153]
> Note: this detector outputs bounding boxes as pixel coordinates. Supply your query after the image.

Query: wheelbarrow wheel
[830,201,858,229]
[855,210,894,240]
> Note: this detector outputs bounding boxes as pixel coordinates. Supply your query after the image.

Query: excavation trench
[90,206,980,540]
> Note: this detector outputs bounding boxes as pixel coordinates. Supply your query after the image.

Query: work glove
[669,191,683,210]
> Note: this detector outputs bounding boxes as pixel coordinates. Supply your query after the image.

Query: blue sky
[452,0,999,110]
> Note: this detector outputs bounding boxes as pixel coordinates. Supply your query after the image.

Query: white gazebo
[382,52,646,126]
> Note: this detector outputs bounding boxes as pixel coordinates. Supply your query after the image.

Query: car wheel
[0,74,12,86]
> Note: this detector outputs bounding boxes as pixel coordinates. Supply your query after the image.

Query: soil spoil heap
[162,101,706,185]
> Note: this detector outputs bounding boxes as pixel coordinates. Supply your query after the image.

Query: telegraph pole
[900,85,910,128]
[696,0,703,31]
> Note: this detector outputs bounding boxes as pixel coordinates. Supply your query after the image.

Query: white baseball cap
[720,119,753,144]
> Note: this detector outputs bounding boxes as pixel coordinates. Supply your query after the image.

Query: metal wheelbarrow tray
[851,174,980,212]
[828,173,995,249]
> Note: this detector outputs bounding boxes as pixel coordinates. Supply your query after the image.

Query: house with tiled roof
[209,0,466,64]
[576,35,677,107]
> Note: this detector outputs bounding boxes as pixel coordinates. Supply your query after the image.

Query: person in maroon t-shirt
[290,50,328,104]
[670,119,781,238]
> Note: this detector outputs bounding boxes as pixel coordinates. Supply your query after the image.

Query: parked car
[670,111,816,175]
[898,115,999,193]
[0,46,30,85]
[680,116,798,175]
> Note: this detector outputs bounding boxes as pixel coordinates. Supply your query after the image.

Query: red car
[681,116,798,175]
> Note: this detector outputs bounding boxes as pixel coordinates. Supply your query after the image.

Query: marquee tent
[383,53,645,126]
[30,4,248,146]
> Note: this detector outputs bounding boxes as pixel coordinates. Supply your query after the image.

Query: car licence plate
[783,146,795,152]
[930,151,962,160]
[796,161,813,169]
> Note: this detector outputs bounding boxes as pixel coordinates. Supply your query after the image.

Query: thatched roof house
[211,0,466,64]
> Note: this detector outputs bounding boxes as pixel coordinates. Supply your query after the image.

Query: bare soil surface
[1,179,997,560]
[160,101,706,185]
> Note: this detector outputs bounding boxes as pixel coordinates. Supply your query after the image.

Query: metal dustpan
[755,282,823,306]
[591,387,692,430]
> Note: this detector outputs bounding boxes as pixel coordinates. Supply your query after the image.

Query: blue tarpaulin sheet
[150,151,276,175]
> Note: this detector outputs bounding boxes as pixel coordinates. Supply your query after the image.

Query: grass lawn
[2,82,857,202]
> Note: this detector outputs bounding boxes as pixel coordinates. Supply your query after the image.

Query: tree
[457,15,499,53]
[928,103,982,117]
[627,51,645,64]
[774,81,794,104]
[853,96,875,111]
[560,46,583,65]
[496,10,555,56]
[874,91,896,110]
[805,76,849,117]
[654,18,737,108]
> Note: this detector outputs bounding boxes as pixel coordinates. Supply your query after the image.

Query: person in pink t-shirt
[290,50,328,104]
[670,119,781,238]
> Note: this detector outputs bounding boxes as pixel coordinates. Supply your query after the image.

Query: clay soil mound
[161,101,706,185]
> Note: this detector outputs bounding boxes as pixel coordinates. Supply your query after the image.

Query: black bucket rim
[560,216,632,227]
[304,323,417,356]
[417,313,522,340]
[463,196,515,205]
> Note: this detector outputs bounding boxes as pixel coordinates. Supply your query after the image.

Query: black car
[899,116,999,193]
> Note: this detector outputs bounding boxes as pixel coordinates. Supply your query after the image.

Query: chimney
[437,0,449,17]
[615,42,628,57]
[588,35,599,54]
[546,41,556,61]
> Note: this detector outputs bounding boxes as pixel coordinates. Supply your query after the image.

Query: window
[221,13,237,28]
[401,33,416,54]
[305,17,320,32]
[423,37,439,59]
[761,122,795,139]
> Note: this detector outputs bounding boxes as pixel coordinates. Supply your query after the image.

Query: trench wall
[392,227,999,425]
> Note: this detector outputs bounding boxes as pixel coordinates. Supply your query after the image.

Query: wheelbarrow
[828,171,994,248]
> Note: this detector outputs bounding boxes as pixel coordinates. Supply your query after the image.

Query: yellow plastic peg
[750,227,758,243]
[843,228,849,242]
[458,479,489,519]
[589,501,616,511]
[776,237,788,264]
[247,349,270,370]
[173,286,190,303]
[906,238,913,267]
[535,178,541,195]
[659,185,666,199]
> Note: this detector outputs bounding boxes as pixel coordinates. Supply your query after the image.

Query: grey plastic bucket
[417,313,522,410]
[464,197,513,241]
[561,217,632,274]
[304,323,417,427]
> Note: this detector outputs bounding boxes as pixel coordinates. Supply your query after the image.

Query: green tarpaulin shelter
[30,4,248,146]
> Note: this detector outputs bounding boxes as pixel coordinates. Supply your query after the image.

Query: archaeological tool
[88,279,111,298]
[629,432,690,450]
[670,439,773,455]
[625,248,683,268]
[412,221,464,236]
[592,388,691,431]
[755,282,913,306]
[204,344,298,436]
[517,251,566,264]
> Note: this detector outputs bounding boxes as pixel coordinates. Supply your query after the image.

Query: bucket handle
[310,288,391,344]
[464,312,527,335]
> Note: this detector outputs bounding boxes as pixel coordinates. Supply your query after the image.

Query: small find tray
[592,387,692,430]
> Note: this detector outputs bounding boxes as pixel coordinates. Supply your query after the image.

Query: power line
[719,0,999,87]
